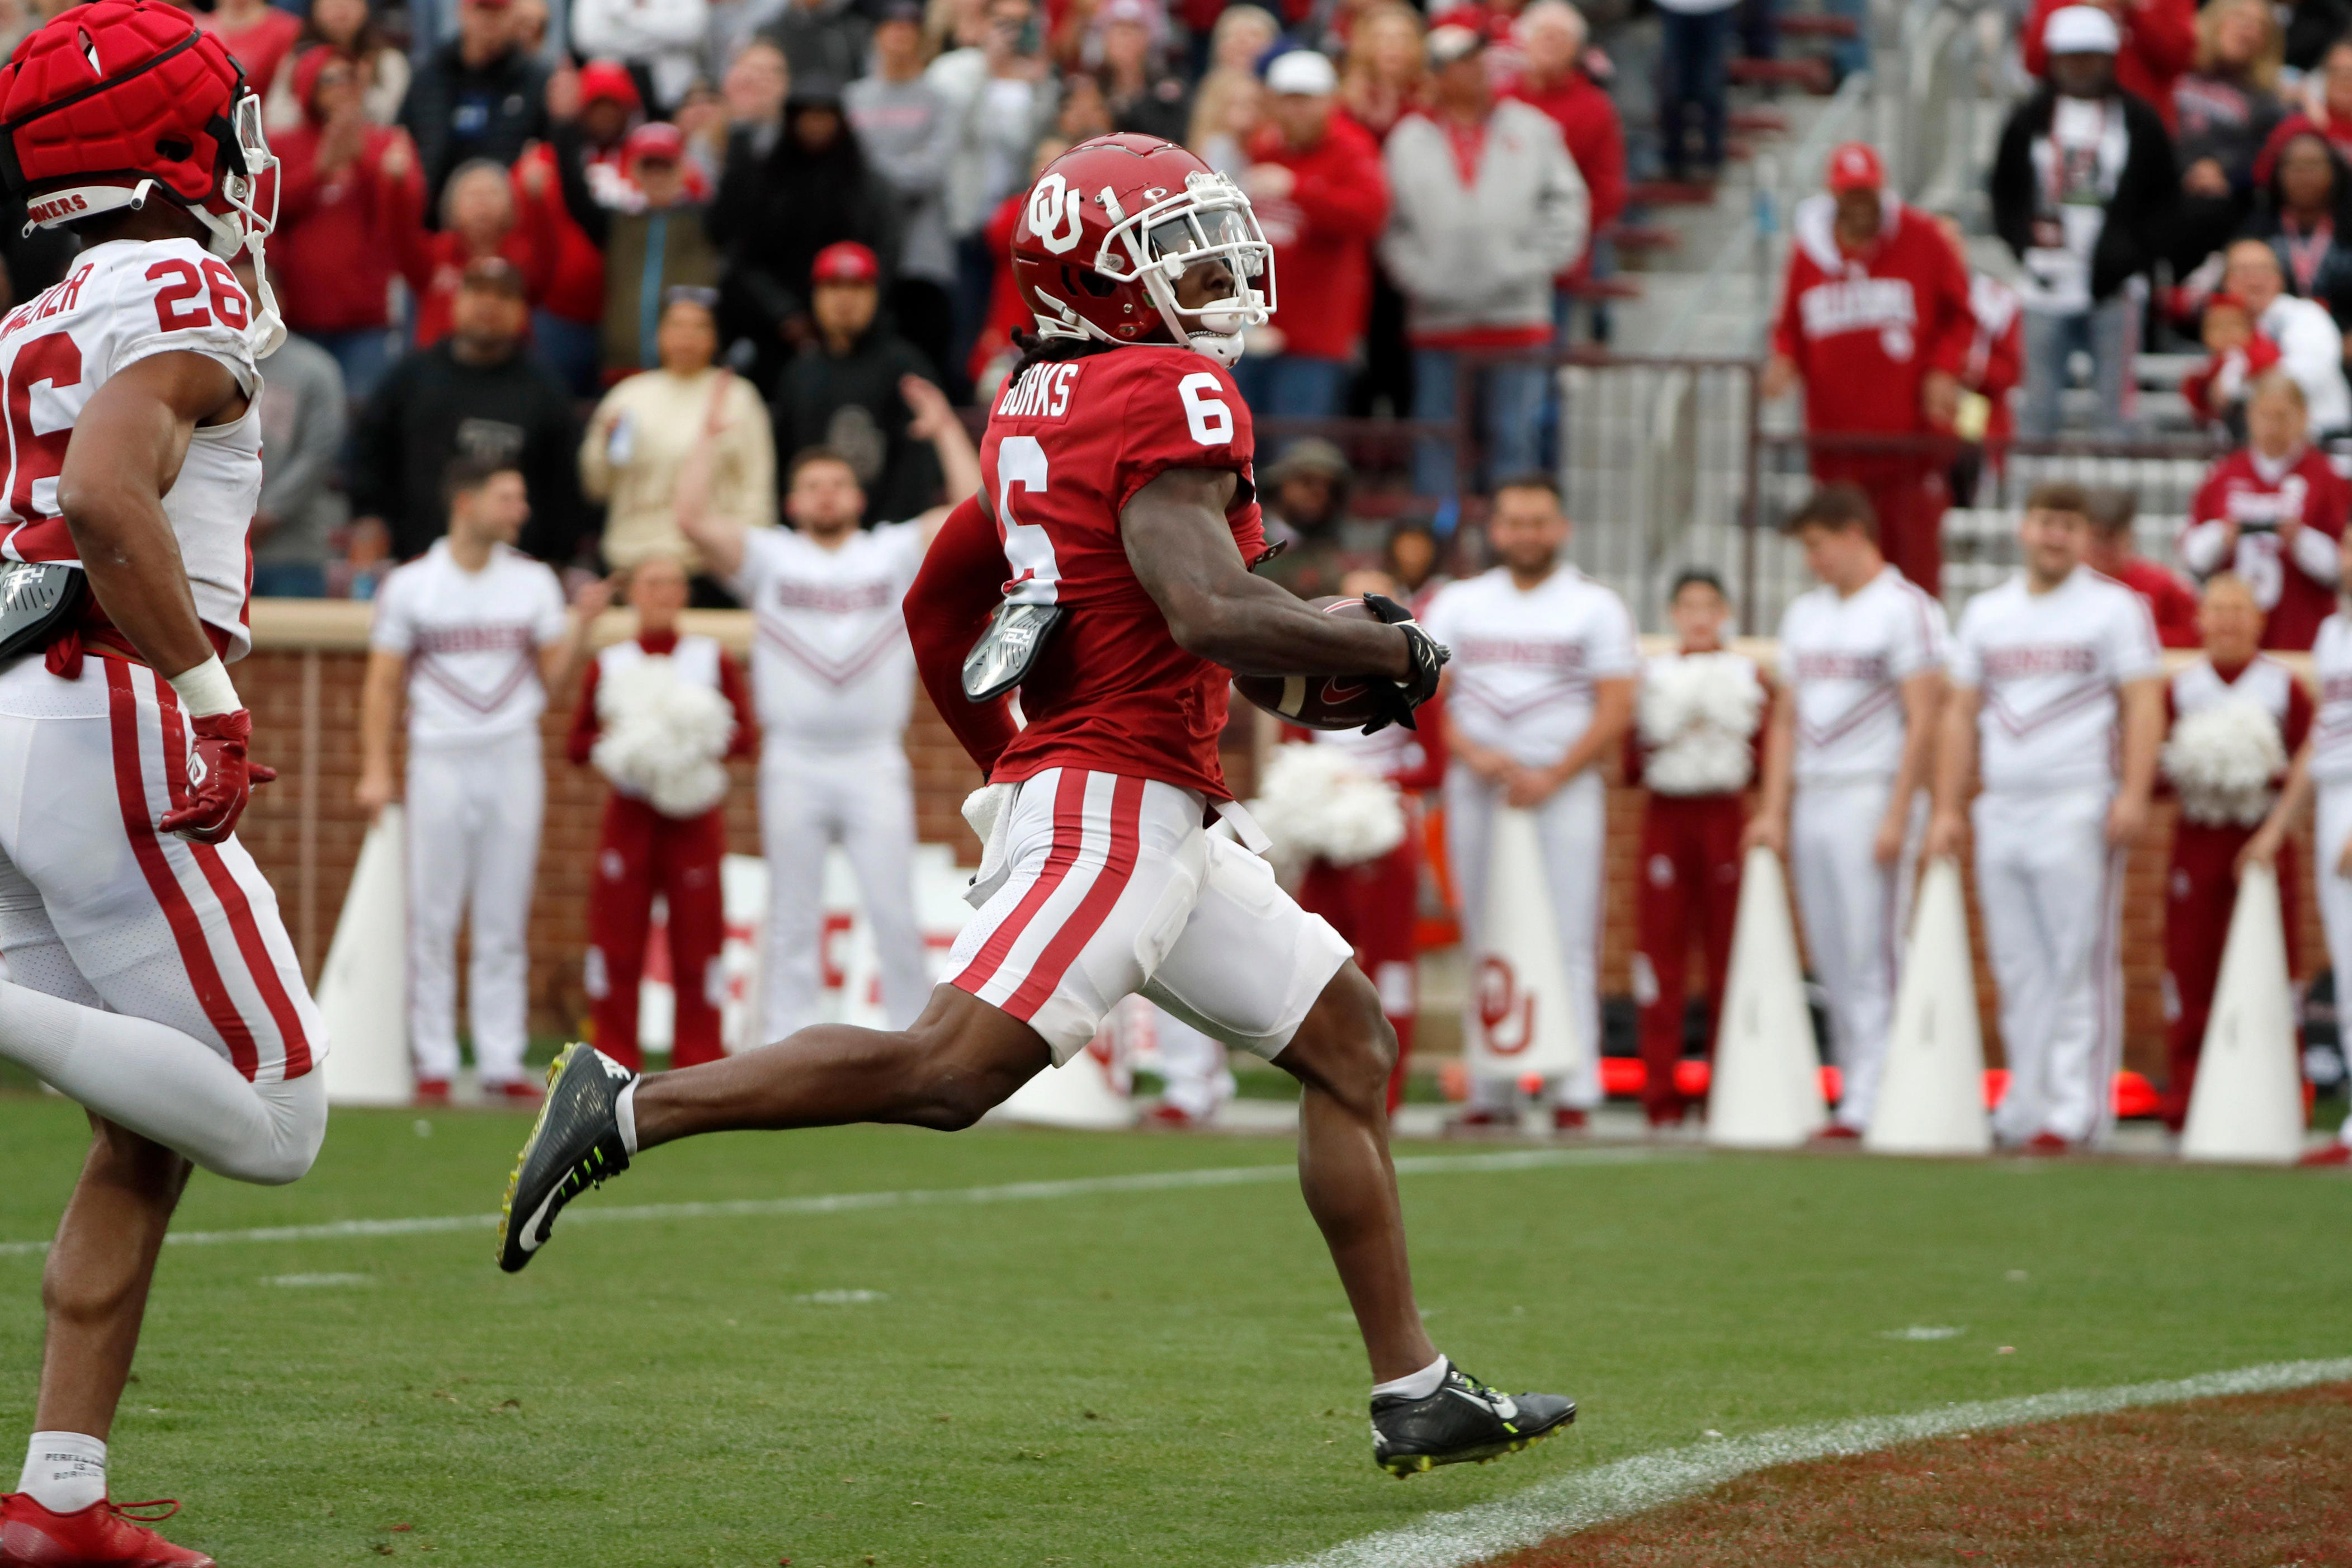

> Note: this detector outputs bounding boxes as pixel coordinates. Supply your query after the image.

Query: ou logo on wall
[1028,172,1084,255]
[1475,955,1535,1056]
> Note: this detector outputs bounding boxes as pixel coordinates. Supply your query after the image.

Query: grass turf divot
[1258,1358,2352,1568]
[1497,1381,2352,1567]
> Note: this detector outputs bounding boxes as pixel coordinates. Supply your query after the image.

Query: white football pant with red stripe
[1973,787,2124,1146]
[758,738,930,1042]
[945,769,1352,1063]
[405,730,542,1086]
[1442,768,1607,1110]
[0,657,325,1183]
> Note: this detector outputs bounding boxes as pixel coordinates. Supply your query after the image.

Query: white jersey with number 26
[0,237,262,658]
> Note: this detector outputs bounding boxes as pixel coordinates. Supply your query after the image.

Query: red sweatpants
[1635,793,1746,1125]
[587,794,729,1071]
[1816,452,1948,599]
[1297,835,1421,1114]
[2163,822,2299,1132]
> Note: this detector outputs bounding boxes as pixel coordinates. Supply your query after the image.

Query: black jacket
[2242,140,2352,328]
[773,325,942,525]
[1990,87,2178,304]
[351,340,585,565]
[398,40,551,215]
[2285,0,2352,74]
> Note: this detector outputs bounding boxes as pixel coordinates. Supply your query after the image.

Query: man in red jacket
[1504,1,1625,285]
[514,59,640,395]
[1235,49,1391,418]
[2180,370,2350,650]
[1763,141,1972,596]
[2020,0,2195,131]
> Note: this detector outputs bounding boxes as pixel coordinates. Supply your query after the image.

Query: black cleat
[1370,1361,1576,1477]
[497,1043,635,1273]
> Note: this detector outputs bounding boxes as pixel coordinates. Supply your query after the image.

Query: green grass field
[0,1094,2346,1568]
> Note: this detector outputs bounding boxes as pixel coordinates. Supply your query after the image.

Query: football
[1232,597,1393,731]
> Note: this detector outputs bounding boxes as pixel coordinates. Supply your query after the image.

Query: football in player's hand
[1233,598,1391,731]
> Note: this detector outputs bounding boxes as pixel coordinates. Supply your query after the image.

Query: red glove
[159,709,277,846]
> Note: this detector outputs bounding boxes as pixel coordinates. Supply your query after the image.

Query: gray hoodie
[846,72,958,285]
[253,334,348,570]
[1378,101,1589,340]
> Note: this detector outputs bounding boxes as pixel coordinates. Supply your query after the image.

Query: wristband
[166,654,240,718]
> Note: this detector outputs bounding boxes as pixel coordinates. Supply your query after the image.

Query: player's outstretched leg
[1276,965,1578,1477]
[498,986,1050,1271]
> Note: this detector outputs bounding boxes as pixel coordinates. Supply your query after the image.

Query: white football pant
[1973,788,2124,1146]
[759,739,929,1042]
[1791,778,1921,1131]
[1444,767,1605,1109]
[406,730,543,1086]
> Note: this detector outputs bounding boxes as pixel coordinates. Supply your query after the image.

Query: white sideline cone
[1707,847,1827,1147]
[317,805,413,1107]
[2181,863,2305,1164]
[1465,807,1584,1081]
[1865,858,1991,1156]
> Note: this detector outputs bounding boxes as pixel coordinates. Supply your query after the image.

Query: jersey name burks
[0,237,261,656]
[979,346,1265,800]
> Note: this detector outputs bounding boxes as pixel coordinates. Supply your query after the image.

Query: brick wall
[236,608,2317,1084]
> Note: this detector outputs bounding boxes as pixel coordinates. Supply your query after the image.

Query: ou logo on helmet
[1474,956,1534,1055]
[1028,172,1084,255]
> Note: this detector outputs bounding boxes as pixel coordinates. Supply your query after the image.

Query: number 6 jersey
[979,343,1266,800]
[0,237,262,658]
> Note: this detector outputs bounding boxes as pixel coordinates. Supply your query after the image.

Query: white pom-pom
[1638,653,1762,796]
[1248,743,1406,871]
[2162,700,2287,825]
[591,655,736,819]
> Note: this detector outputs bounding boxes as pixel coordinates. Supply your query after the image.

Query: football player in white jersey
[1746,484,1949,1136]
[679,375,978,1040]
[0,6,329,1560]
[357,457,607,1103]
[1419,474,1638,1130]
[1928,480,2165,1151]
[2241,563,2352,1164]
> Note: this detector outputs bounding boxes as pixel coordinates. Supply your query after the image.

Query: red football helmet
[1009,133,1274,366]
[0,2,278,285]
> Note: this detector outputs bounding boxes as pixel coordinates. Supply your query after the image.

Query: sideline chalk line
[1259,1355,2352,1568]
[0,1144,1676,1260]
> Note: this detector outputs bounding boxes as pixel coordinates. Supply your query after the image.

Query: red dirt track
[1493,1383,2352,1568]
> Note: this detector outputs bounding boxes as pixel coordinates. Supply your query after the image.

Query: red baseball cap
[811,240,881,286]
[1825,141,1884,194]
[578,59,641,112]
[625,121,686,163]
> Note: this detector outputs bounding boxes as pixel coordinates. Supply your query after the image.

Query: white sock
[615,1079,640,1157]
[20,1432,105,1514]
[1372,1353,1449,1401]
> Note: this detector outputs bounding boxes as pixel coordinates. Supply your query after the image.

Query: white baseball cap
[1265,48,1338,96]
[2043,4,2120,55]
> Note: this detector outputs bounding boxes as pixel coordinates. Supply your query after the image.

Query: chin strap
[238,230,286,358]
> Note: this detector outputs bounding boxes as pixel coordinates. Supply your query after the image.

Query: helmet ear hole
[1068,266,1118,299]
[155,135,193,162]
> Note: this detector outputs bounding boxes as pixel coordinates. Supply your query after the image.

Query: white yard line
[1261,1356,2352,1568]
[0,1145,1674,1261]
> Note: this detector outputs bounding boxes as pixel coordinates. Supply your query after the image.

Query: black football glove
[1360,592,1449,734]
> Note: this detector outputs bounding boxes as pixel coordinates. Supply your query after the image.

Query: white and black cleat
[1369,1361,1576,1477]
[496,1042,635,1273]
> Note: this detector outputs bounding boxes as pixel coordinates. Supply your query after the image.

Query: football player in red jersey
[503,134,1578,1479]
[0,5,325,1563]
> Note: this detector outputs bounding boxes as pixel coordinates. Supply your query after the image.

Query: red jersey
[2182,446,2351,650]
[2111,556,2202,650]
[1770,195,1972,437]
[980,346,1267,800]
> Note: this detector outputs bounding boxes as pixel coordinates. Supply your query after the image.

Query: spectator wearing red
[2086,488,2200,649]
[273,46,424,405]
[1235,50,1390,419]
[2020,0,2195,131]
[2157,574,2310,1131]
[568,555,757,1071]
[1627,570,1767,1128]
[1928,212,2023,454]
[1764,142,1972,596]
[2182,369,2350,650]
[396,157,545,351]
[1504,0,1625,284]
[2180,291,2283,432]
[515,60,642,397]
[201,0,304,111]
[264,0,412,135]
[965,136,1069,394]
[2254,36,2352,182]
